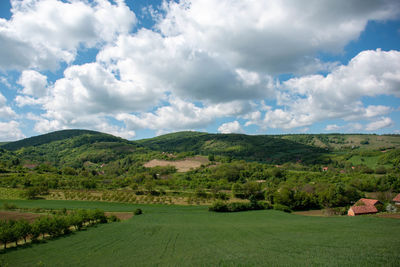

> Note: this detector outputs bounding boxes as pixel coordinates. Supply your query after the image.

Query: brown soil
[144,156,210,172]
[0,211,42,222]
[374,213,400,219]
[293,210,326,217]
[105,212,133,220]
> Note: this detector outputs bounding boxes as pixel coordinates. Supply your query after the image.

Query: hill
[1,129,112,151]
[137,131,327,164]
[277,134,400,151]
[1,130,143,168]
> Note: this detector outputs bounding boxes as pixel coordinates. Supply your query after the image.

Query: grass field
[0,200,399,266]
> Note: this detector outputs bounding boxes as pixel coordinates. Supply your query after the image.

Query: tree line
[0,209,115,250]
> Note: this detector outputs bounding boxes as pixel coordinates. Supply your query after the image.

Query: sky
[0,0,400,141]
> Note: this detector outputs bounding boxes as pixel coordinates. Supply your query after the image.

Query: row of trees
[0,209,109,249]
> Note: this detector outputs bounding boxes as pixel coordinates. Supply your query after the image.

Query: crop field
[144,156,210,172]
[0,200,399,266]
[0,211,41,223]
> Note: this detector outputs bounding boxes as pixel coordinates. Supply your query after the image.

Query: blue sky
[0,0,399,141]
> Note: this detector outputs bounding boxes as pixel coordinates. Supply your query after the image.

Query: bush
[108,215,120,222]
[134,208,143,215]
[385,203,397,213]
[273,204,292,213]
[208,201,228,212]
[258,201,272,210]
[209,200,267,212]
[3,202,17,210]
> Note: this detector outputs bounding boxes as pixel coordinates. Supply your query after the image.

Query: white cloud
[0,0,136,70]
[325,124,341,131]
[365,117,393,131]
[4,0,400,137]
[98,30,274,103]
[0,121,25,141]
[254,49,400,130]
[157,0,400,74]
[117,98,253,133]
[42,62,161,120]
[0,92,16,118]
[218,121,244,134]
[17,70,48,97]
[29,113,135,140]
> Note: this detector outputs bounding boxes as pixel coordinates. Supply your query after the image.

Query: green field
[0,200,399,266]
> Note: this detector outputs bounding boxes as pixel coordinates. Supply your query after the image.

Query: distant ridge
[137,131,326,164]
[1,129,114,151]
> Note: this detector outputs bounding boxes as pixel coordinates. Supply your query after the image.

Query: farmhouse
[356,198,380,206]
[347,198,380,216]
[348,205,378,216]
[393,193,400,205]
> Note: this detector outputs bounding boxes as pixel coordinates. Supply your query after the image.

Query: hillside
[137,131,327,164]
[1,130,143,168]
[278,134,400,151]
[1,129,111,151]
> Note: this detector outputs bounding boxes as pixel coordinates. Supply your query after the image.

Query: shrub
[134,208,143,215]
[209,201,267,212]
[108,215,120,222]
[385,203,397,213]
[273,204,292,213]
[208,201,228,212]
[258,201,272,210]
[3,202,17,210]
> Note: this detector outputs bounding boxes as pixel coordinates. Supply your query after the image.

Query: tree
[14,219,31,244]
[0,220,13,249]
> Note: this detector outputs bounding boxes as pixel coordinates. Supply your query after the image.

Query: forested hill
[0,130,142,168]
[1,129,122,151]
[136,131,326,164]
[2,130,400,166]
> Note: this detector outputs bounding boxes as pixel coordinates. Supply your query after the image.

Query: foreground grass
[0,200,399,266]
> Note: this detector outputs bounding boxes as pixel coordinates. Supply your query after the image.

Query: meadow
[0,200,399,266]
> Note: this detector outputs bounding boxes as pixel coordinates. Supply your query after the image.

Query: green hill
[2,130,142,168]
[137,131,327,164]
[1,129,112,151]
[277,134,400,151]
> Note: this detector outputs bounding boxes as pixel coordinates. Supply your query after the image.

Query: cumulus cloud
[29,112,135,139]
[6,0,400,137]
[365,117,393,131]
[250,49,400,130]
[98,30,275,103]
[0,0,136,70]
[0,92,16,118]
[42,62,161,120]
[157,0,400,74]
[218,121,244,134]
[116,98,253,133]
[17,70,48,98]
[0,121,25,141]
[325,124,341,131]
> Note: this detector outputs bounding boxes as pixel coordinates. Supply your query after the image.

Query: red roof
[358,198,379,206]
[393,193,400,202]
[350,205,378,215]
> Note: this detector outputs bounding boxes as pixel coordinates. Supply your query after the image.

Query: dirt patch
[293,210,326,217]
[105,212,133,221]
[374,213,400,219]
[0,211,42,223]
[144,156,210,172]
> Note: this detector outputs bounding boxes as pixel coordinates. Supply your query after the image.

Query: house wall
[347,208,355,216]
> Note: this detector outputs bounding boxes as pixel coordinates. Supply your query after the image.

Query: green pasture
[347,155,381,168]
[0,200,399,266]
